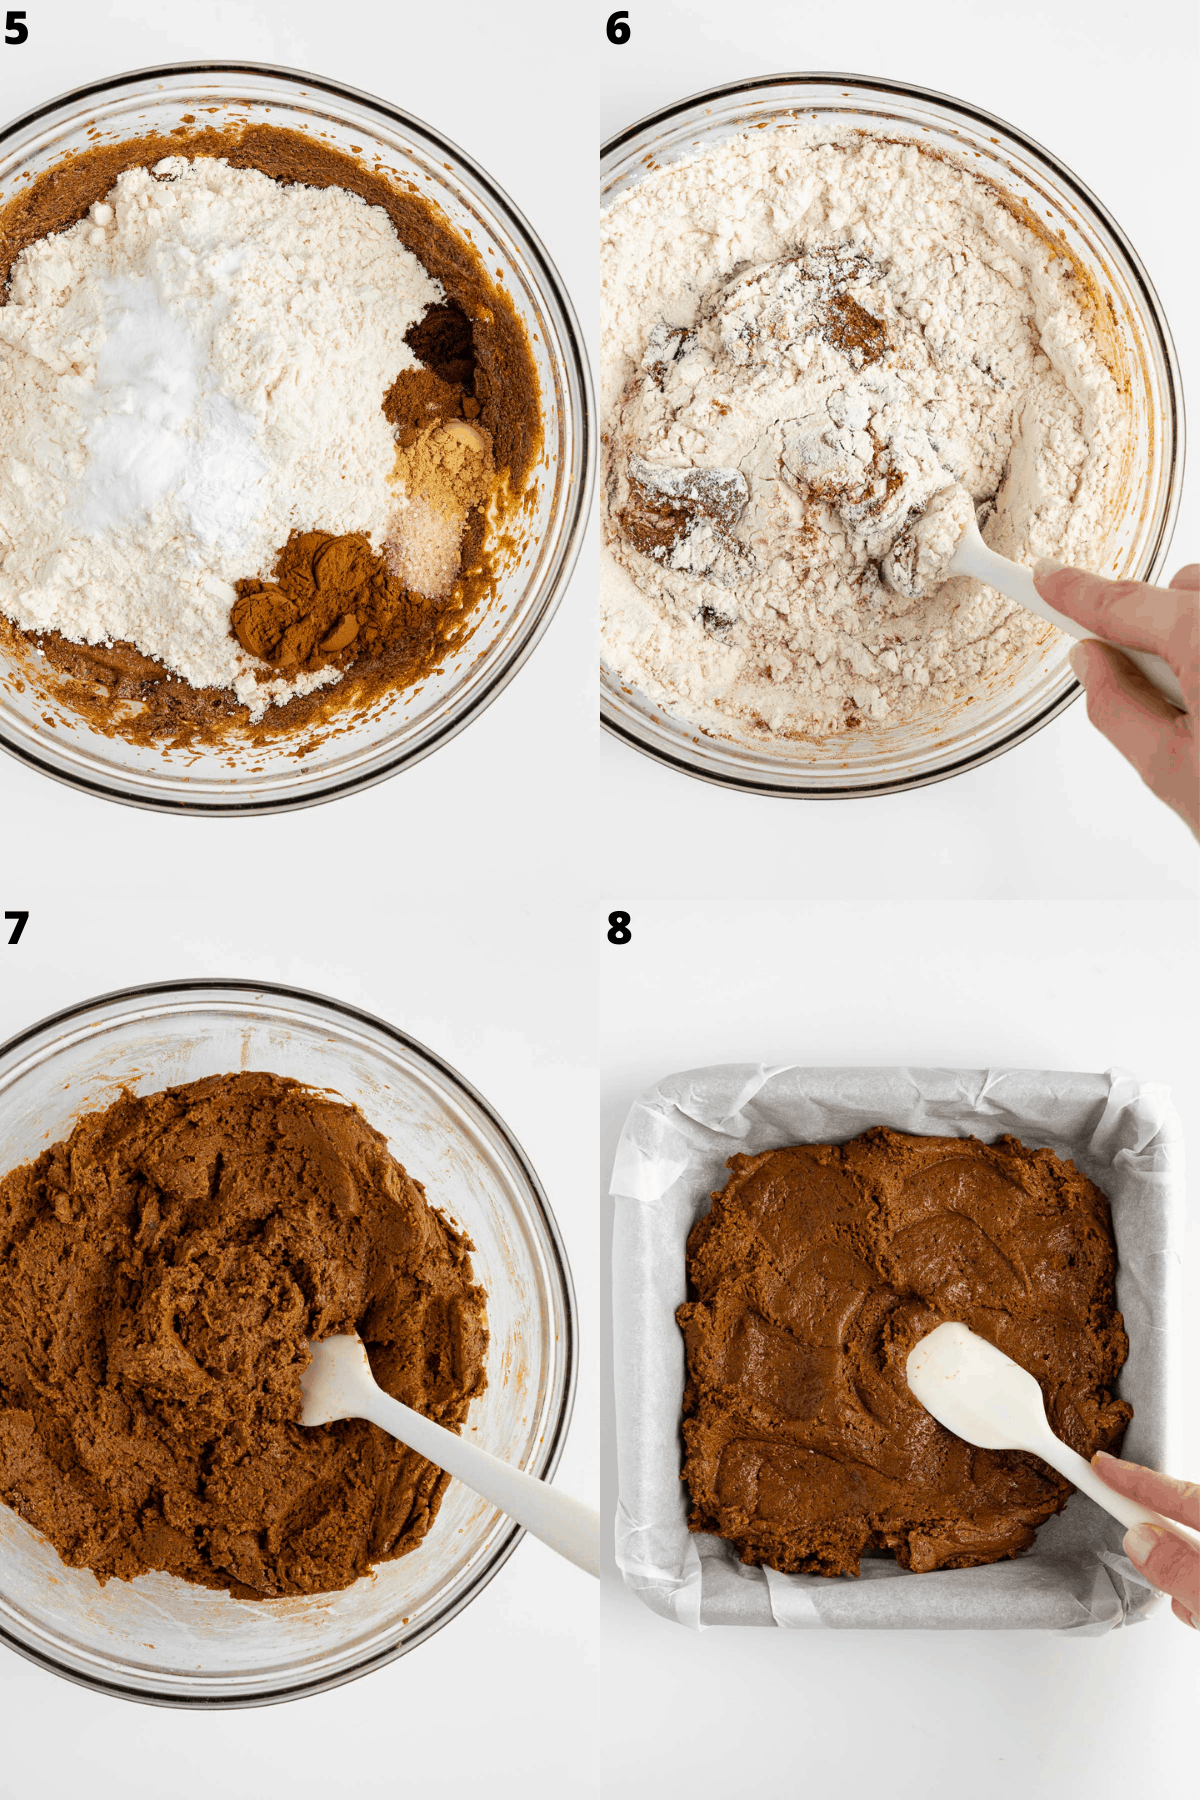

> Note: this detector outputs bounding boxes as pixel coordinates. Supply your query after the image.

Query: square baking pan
[610,1065,1182,1633]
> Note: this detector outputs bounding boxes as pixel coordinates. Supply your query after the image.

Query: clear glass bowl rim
[0,976,578,1708]
[599,70,1186,798]
[0,60,595,816]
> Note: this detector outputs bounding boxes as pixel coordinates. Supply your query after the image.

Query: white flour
[600,128,1128,738]
[0,156,441,716]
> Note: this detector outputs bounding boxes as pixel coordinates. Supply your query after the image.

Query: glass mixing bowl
[600,74,1185,797]
[0,63,592,814]
[0,981,577,1706]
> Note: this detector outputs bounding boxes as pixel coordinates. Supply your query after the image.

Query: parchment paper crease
[610,1065,1181,1633]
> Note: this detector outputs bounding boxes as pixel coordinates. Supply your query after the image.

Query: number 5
[4,11,28,43]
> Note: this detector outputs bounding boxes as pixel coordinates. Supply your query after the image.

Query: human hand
[1033,562,1198,838]
[1092,1451,1199,1628]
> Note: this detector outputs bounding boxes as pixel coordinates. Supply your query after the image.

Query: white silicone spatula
[300,1333,599,1577]
[906,1322,1200,1550]
[946,514,1185,710]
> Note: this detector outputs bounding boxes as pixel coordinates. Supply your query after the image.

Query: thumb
[1123,1523,1200,1628]
[1035,561,1197,707]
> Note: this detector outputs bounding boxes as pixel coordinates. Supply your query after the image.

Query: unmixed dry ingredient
[0,1072,488,1599]
[389,417,495,601]
[0,155,446,720]
[0,126,541,745]
[601,128,1129,738]
[678,1128,1132,1577]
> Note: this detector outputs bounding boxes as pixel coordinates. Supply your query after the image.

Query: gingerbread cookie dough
[0,124,541,751]
[677,1128,1131,1577]
[0,1072,488,1598]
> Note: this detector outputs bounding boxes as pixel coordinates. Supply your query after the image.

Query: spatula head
[298,1333,374,1428]
[905,1321,1051,1454]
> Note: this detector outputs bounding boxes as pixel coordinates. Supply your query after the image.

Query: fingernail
[1033,557,1066,582]
[1124,1523,1161,1563]
[1092,1450,1150,1472]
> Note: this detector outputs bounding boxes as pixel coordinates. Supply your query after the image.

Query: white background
[0,1,1196,1796]
[0,4,596,1798]
[599,2,1199,1798]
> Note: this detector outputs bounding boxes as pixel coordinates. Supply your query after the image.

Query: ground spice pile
[389,420,495,600]
[232,532,423,674]
[388,299,483,431]
[229,295,496,677]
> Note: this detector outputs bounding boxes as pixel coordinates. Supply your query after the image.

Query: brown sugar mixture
[677,1128,1132,1577]
[0,124,542,752]
[0,1073,488,1598]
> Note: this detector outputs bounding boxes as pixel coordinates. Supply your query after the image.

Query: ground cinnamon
[232,533,406,674]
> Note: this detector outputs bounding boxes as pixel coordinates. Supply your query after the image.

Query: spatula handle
[956,541,1186,711]
[1037,1439,1200,1552]
[364,1390,600,1578]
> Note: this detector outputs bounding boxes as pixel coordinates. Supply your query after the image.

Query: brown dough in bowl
[0,1071,487,1599]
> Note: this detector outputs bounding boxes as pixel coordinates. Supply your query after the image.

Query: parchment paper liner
[610,1065,1181,1633]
